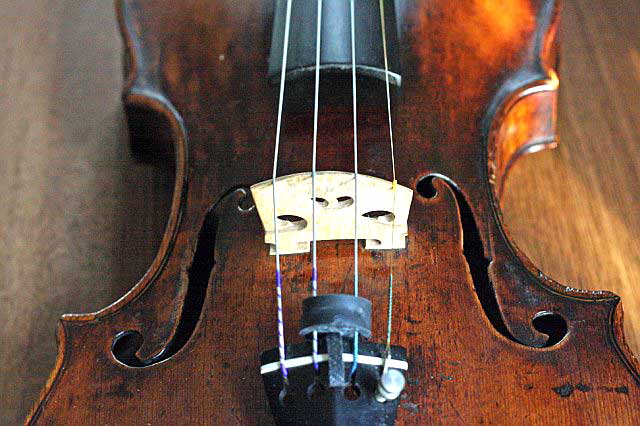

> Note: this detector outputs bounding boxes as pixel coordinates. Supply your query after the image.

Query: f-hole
[416,175,568,348]
[111,190,236,366]
[532,311,568,346]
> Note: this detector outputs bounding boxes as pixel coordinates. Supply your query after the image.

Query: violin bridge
[250,171,413,255]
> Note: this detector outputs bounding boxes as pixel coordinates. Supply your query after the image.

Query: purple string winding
[276,268,288,379]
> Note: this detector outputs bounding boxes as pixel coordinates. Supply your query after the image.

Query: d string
[349,0,361,378]
[310,0,323,372]
[271,0,293,383]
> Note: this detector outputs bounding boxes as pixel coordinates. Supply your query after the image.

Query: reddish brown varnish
[27,0,640,424]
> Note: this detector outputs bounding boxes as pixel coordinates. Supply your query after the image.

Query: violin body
[28,0,640,424]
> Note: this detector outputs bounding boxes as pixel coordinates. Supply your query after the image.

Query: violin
[27,0,640,424]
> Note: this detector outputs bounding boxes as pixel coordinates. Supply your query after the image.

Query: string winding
[271,0,293,382]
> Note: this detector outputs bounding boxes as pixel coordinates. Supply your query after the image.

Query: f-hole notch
[416,175,568,348]
[111,189,247,366]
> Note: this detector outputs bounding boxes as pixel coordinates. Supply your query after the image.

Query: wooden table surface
[1,0,638,423]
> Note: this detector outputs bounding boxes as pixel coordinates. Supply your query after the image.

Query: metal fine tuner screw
[375,368,406,403]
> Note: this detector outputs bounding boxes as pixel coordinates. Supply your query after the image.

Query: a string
[310,0,323,372]
[272,0,293,383]
[349,0,360,378]
[379,0,396,184]
[380,0,397,360]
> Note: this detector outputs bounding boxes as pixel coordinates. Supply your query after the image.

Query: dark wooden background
[0,0,638,423]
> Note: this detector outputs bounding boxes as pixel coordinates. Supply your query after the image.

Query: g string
[271,0,293,383]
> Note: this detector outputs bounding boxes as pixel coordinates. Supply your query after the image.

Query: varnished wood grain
[0,0,638,424]
[28,0,640,423]
[0,2,173,423]
[502,0,640,355]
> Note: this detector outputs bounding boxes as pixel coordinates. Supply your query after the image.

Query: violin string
[310,0,323,372]
[379,0,397,356]
[349,0,360,378]
[380,0,396,184]
[271,0,293,383]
